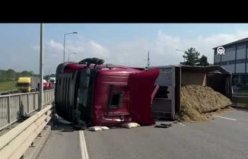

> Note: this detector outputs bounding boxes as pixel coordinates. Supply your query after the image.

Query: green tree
[6,69,16,81]
[198,55,209,66]
[0,69,37,82]
[182,47,200,66]
[20,70,33,76]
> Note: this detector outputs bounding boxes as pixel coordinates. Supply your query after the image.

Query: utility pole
[147,51,150,68]
[39,23,44,110]
[63,34,66,62]
[63,32,77,63]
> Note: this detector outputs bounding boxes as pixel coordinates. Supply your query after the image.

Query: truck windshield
[17,83,30,87]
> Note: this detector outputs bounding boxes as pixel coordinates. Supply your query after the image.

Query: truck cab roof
[17,77,31,83]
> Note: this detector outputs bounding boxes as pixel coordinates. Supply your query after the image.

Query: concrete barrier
[0,105,52,159]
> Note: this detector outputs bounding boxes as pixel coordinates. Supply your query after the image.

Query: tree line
[0,48,209,83]
[0,69,37,82]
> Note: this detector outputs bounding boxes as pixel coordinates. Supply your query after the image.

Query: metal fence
[0,89,54,130]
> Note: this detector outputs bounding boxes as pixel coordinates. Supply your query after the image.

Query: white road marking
[213,115,237,121]
[178,122,185,126]
[79,130,89,159]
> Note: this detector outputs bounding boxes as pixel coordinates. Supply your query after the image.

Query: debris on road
[180,85,232,121]
[122,122,140,128]
[88,126,110,132]
[154,123,172,128]
[88,122,141,131]
[101,126,110,130]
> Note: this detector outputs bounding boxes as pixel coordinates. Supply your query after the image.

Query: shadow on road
[50,113,178,132]
[232,106,248,112]
[51,115,75,132]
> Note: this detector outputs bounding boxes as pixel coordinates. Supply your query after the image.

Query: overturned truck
[55,58,159,127]
[151,65,232,120]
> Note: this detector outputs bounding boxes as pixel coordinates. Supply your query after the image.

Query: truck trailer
[151,65,232,120]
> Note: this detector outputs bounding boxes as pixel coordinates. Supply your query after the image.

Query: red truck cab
[55,58,159,127]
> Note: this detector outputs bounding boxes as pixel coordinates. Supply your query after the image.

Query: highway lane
[37,121,83,159]
[37,109,248,159]
[85,109,248,159]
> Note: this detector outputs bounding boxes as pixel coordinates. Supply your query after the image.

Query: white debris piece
[88,126,110,131]
[122,122,140,128]
[88,126,102,131]
[101,126,110,130]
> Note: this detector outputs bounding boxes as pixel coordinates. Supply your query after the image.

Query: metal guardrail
[0,89,54,131]
[0,104,52,159]
[0,89,19,95]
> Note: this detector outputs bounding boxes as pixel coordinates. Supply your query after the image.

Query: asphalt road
[37,121,82,159]
[37,109,248,159]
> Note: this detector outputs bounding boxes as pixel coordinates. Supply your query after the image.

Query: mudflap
[128,69,160,126]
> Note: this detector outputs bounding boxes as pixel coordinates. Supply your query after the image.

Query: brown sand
[180,85,232,121]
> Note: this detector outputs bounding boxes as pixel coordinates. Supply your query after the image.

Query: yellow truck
[16,76,40,92]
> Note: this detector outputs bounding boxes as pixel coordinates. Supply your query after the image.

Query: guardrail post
[19,95,23,119]
[45,111,48,122]
[33,93,35,111]
[27,94,29,114]
[7,96,10,123]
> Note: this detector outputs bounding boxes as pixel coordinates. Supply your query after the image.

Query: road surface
[37,109,248,159]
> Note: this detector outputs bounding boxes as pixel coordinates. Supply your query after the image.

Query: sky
[1,23,248,75]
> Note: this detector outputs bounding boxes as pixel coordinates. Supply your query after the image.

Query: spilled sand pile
[180,85,232,121]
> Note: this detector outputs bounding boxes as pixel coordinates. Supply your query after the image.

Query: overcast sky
[1,23,248,75]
